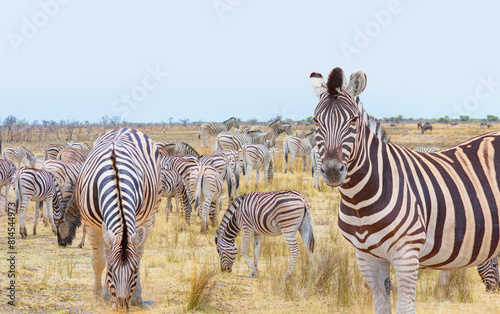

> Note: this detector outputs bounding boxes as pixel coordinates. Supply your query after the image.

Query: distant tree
[487,115,499,122]
[110,116,121,126]
[437,117,449,124]
[168,117,173,126]
[459,115,470,122]
[306,116,314,123]
[179,118,189,127]
[247,118,258,125]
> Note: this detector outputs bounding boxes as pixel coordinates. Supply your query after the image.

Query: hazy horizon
[2,1,500,124]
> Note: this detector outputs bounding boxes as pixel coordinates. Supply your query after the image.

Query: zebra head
[310,67,367,187]
[103,225,146,308]
[215,228,237,272]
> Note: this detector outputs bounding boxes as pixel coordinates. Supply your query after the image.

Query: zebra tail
[225,163,233,200]
[311,153,316,177]
[14,172,21,214]
[194,170,203,211]
[302,201,315,254]
[284,139,289,164]
[241,145,247,176]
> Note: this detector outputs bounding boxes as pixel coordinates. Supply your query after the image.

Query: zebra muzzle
[320,160,346,187]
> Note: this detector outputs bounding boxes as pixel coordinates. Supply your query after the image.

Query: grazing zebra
[13,167,61,238]
[191,164,224,232]
[160,168,192,224]
[72,128,161,308]
[417,122,422,130]
[57,147,90,162]
[2,146,36,168]
[199,154,233,201]
[310,67,500,313]
[283,131,315,173]
[215,191,314,279]
[0,159,16,211]
[67,140,91,150]
[155,141,200,158]
[311,146,321,191]
[199,117,239,147]
[241,144,274,187]
[161,155,200,205]
[215,130,266,151]
[45,144,65,160]
[450,121,458,126]
[41,160,87,247]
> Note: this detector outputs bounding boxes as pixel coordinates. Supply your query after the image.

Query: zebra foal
[215,190,314,279]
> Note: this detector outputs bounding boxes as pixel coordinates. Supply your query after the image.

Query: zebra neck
[221,213,240,243]
[339,120,387,203]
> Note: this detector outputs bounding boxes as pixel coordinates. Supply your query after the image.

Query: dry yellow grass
[0,122,499,313]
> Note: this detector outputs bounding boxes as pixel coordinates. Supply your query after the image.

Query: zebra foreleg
[45,198,56,234]
[87,228,107,299]
[394,255,419,313]
[253,234,262,277]
[130,226,150,306]
[355,252,391,314]
[77,224,87,248]
[240,228,258,277]
[33,201,41,235]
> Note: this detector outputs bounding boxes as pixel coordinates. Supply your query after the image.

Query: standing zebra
[2,146,36,168]
[241,144,274,187]
[421,122,433,134]
[212,149,241,197]
[215,130,266,151]
[264,118,292,146]
[160,168,192,224]
[310,67,500,313]
[67,140,91,150]
[45,144,65,160]
[310,146,321,191]
[191,164,224,232]
[74,128,161,308]
[199,117,239,147]
[57,147,90,162]
[13,167,61,238]
[0,159,16,211]
[215,191,314,279]
[199,154,233,201]
[283,131,315,173]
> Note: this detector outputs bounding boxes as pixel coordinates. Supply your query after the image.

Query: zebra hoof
[77,243,84,248]
[33,229,37,235]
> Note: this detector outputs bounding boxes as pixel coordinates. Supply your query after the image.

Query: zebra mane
[358,100,389,142]
[223,117,237,124]
[268,118,282,128]
[218,194,246,233]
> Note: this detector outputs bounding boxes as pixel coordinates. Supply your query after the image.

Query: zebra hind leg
[282,232,299,280]
[240,228,258,277]
[253,234,262,277]
[33,201,40,235]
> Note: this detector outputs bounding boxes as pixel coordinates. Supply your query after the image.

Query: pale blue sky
[1,0,499,123]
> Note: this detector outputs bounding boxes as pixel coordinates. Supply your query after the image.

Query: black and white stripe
[67,140,91,150]
[241,144,274,187]
[310,146,322,191]
[13,167,61,238]
[0,159,16,211]
[57,147,90,162]
[44,144,65,160]
[283,131,316,173]
[160,168,192,224]
[192,164,224,232]
[199,154,233,201]
[155,141,201,158]
[2,146,36,168]
[215,190,314,279]
[311,67,500,313]
[215,130,267,151]
[75,128,161,308]
[198,117,239,147]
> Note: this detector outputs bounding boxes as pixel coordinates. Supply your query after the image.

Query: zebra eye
[350,117,358,126]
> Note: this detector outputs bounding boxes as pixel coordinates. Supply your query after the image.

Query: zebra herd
[1,67,500,311]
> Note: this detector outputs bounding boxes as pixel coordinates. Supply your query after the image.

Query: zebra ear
[132,226,147,247]
[346,71,367,97]
[102,224,115,246]
[310,72,327,99]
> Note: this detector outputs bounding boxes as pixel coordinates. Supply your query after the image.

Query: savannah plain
[1,122,500,313]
